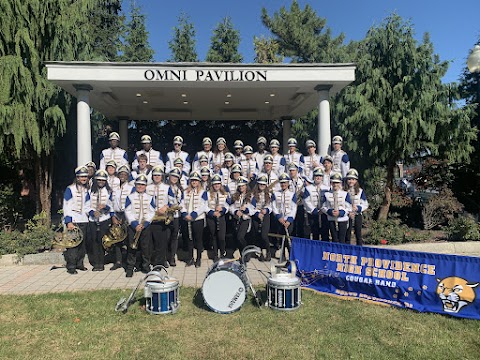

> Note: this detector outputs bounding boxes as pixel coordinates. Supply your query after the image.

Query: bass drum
[202,260,248,314]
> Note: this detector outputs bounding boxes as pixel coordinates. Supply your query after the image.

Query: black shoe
[169,258,176,267]
[126,270,133,278]
[141,268,149,274]
[163,261,170,269]
[134,267,142,272]
[67,269,78,275]
[195,258,201,268]
[213,256,219,262]
[77,266,88,271]
[265,252,272,262]
[186,258,194,267]
[258,254,265,262]
[92,267,104,272]
[110,263,122,271]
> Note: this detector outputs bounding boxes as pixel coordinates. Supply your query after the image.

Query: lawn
[1,288,479,360]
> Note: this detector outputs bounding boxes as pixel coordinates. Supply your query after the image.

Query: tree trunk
[34,153,53,226]
[377,163,395,221]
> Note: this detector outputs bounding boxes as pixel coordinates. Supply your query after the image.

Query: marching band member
[200,166,212,191]
[344,169,368,246]
[193,137,214,170]
[258,155,279,192]
[330,135,350,178]
[303,167,330,241]
[284,138,304,174]
[165,135,191,174]
[147,166,171,268]
[322,155,334,188]
[105,160,120,193]
[240,145,257,184]
[85,161,96,187]
[132,134,163,171]
[130,154,153,185]
[167,168,184,266]
[220,152,235,185]
[269,139,286,175]
[173,158,189,189]
[303,140,322,180]
[181,170,208,268]
[251,175,273,261]
[213,137,229,171]
[124,174,155,277]
[206,174,229,261]
[233,139,246,163]
[228,176,254,254]
[86,169,114,271]
[62,166,90,274]
[321,173,352,244]
[253,136,269,172]
[288,163,305,238]
[100,132,128,170]
[111,164,133,270]
[271,173,298,257]
[226,164,242,196]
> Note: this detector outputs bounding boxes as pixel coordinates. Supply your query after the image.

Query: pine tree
[333,14,476,220]
[168,13,198,62]
[90,0,124,61]
[121,0,154,62]
[206,17,242,63]
[253,36,283,64]
[261,0,345,63]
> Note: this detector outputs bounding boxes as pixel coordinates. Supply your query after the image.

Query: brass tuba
[53,224,83,249]
[102,223,127,250]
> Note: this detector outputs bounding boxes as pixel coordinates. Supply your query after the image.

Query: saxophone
[333,190,339,231]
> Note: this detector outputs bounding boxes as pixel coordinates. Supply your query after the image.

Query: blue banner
[291,237,480,320]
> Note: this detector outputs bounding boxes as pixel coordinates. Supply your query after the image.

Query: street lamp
[467,45,480,73]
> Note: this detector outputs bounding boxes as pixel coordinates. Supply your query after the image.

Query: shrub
[0,184,21,229]
[364,219,407,245]
[0,212,54,258]
[445,215,480,241]
[421,188,463,230]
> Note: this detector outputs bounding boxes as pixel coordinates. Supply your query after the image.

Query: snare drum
[144,277,180,315]
[267,261,301,311]
[202,260,249,314]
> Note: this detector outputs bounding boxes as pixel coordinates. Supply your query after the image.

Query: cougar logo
[436,277,479,313]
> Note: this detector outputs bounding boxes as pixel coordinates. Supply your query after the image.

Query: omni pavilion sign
[144,69,268,82]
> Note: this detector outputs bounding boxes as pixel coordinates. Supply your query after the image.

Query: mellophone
[115,245,302,315]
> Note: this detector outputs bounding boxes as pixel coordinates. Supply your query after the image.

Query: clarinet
[333,190,339,232]
[187,189,194,243]
[95,190,101,233]
[317,187,322,229]
[258,194,264,235]
[215,192,220,233]
[349,188,356,238]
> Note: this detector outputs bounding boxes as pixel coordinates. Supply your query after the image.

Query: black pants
[329,221,348,244]
[207,216,226,257]
[64,222,88,271]
[168,217,180,262]
[293,205,305,238]
[87,220,110,268]
[308,213,329,241]
[251,214,270,250]
[235,218,250,252]
[225,214,236,252]
[346,214,363,245]
[151,221,171,266]
[185,219,204,260]
[126,226,152,272]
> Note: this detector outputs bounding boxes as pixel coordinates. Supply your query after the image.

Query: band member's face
[110,139,119,148]
[203,143,212,151]
[258,184,266,190]
[280,181,289,190]
[77,175,88,185]
[118,172,129,183]
[190,179,200,188]
[308,146,316,154]
[174,142,182,150]
[217,143,225,151]
[136,183,146,193]
[106,166,116,176]
[142,143,152,151]
[201,175,209,181]
[289,169,298,177]
[347,178,357,186]
[288,145,296,153]
[270,146,278,154]
[238,184,247,193]
[153,174,163,184]
[233,172,240,179]
[245,153,252,159]
[235,148,242,154]
[169,176,179,184]
[264,162,272,171]
[138,159,147,169]
[333,143,342,151]
[213,183,221,191]
[175,163,183,169]
[323,161,332,171]
[225,160,233,167]
[87,167,95,177]
[96,179,106,187]
[258,143,265,151]
[331,182,341,191]
[314,175,323,184]
[200,160,208,167]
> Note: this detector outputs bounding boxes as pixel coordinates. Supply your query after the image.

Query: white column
[74,84,93,167]
[282,117,292,154]
[316,85,332,157]
[118,117,129,150]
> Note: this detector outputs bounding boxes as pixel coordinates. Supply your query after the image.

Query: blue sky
[137,0,479,84]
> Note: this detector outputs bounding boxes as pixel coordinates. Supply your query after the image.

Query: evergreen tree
[261,0,345,63]
[254,36,283,64]
[169,13,198,62]
[121,1,154,62]
[206,17,242,63]
[333,14,476,220]
[90,0,124,61]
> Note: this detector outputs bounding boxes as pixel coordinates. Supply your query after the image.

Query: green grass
[1,288,479,360]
